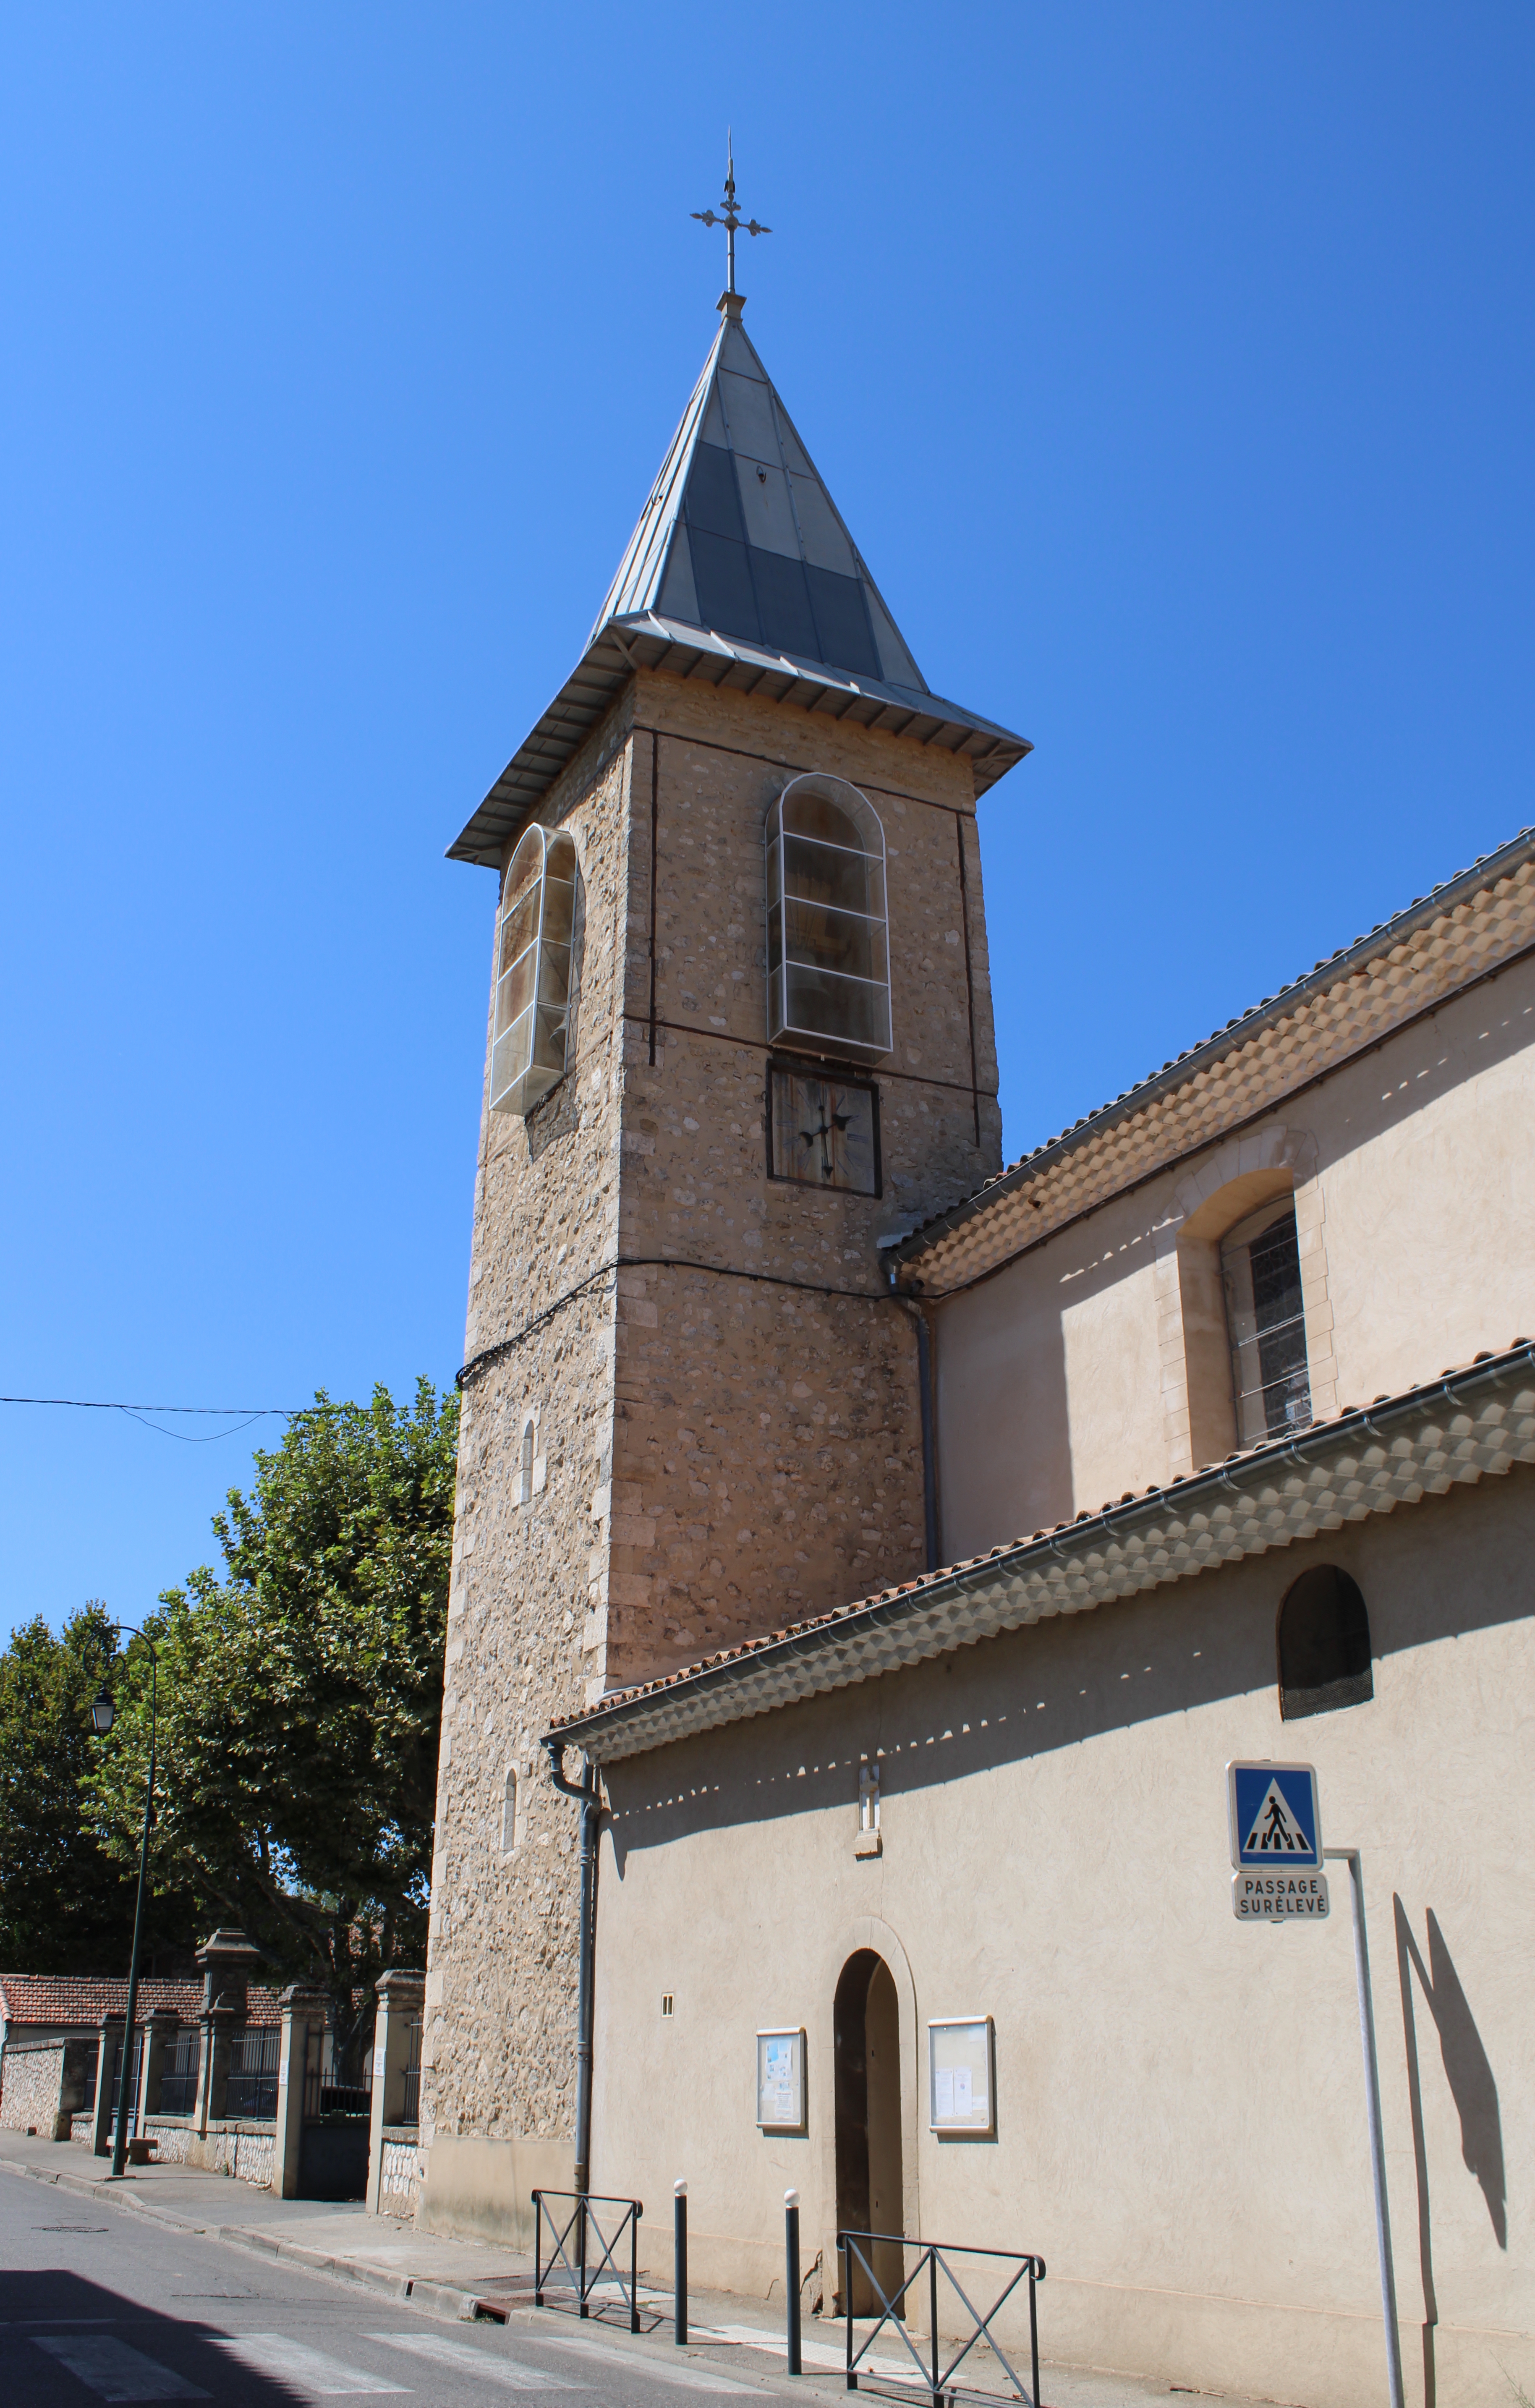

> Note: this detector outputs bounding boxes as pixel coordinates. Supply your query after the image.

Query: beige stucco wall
[591,1464,1535,2408]
[936,954,1535,1558]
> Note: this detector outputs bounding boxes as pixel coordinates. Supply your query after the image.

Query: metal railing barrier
[532,2189,643,2333]
[837,2230,1046,2408]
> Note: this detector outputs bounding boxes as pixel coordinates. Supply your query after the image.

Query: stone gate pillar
[90,2013,123,2158]
[191,1927,261,2135]
[366,1969,425,2215]
[195,2005,235,2132]
[272,1985,328,2200]
[136,2008,178,2128]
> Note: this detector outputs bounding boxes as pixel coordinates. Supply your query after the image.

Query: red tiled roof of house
[0,1975,283,2027]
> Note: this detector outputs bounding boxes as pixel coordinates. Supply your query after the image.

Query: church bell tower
[419,257,1030,2230]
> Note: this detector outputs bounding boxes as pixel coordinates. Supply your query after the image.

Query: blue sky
[2,5,1531,1645]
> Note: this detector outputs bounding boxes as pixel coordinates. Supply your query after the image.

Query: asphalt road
[0,2172,785,2408]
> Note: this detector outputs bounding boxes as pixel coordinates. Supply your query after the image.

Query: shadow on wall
[1395,1896,1507,2252]
[1394,1898,1506,2408]
[934,1254,1070,1547]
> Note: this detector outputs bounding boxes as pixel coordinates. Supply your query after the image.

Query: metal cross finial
[691,130,770,297]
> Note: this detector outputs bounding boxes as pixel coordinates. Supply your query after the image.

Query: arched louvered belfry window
[765,773,891,1062]
[1278,1566,1374,1720]
[490,826,578,1116]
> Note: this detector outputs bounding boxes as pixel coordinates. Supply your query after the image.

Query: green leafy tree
[0,1602,191,1971]
[85,1381,458,2055]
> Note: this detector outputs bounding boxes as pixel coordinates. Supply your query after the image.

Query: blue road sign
[1227,1761,1323,1870]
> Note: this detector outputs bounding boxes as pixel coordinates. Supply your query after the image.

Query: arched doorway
[833,1950,904,2314]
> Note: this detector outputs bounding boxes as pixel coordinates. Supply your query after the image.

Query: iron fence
[319,2083,371,2116]
[837,2230,1046,2408]
[225,2027,280,2120]
[401,2019,422,2124]
[532,2190,642,2332]
[99,2029,143,2135]
[159,2027,200,2117]
[302,2023,325,2120]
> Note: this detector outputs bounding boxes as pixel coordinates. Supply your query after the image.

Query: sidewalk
[0,2131,1270,2408]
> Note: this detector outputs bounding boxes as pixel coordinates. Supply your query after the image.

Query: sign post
[1226,1763,1404,2408]
[1326,1846,1405,2408]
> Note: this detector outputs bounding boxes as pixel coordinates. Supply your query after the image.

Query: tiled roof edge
[892,822,1535,1273]
[547,1337,1535,1760]
[446,618,1032,867]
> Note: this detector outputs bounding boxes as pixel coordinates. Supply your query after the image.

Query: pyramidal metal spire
[589,306,927,692]
[446,188,1030,866]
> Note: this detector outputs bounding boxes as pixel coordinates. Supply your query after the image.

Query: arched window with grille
[490,825,578,1116]
[1278,1566,1374,1719]
[765,773,891,1062]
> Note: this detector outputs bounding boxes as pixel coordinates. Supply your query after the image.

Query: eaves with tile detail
[889,825,1535,1297]
[548,1343,1535,1767]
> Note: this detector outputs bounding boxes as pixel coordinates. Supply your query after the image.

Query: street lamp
[91,1626,158,2181]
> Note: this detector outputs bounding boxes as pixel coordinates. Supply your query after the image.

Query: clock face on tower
[767,1065,881,1196]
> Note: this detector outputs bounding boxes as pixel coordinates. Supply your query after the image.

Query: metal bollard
[674,2179,688,2347]
[784,2188,801,2376]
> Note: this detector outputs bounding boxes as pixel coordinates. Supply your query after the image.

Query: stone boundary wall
[0,2039,93,2140]
[377,2129,420,2217]
[141,2116,276,2188]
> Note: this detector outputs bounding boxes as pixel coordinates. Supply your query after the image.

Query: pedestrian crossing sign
[1227,1760,1323,1870]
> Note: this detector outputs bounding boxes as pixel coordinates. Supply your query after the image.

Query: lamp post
[91,1625,158,2180]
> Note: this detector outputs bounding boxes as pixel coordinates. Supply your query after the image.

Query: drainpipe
[545,1737,599,2196]
[894,1292,939,1573]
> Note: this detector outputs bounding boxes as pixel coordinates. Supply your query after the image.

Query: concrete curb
[217,2223,483,2322]
[218,2225,482,2321]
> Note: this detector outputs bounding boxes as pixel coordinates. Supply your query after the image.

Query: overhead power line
[0,1395,301,1443]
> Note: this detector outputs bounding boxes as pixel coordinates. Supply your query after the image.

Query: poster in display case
[928,2016,995,2136]
[756,2028,807,2131]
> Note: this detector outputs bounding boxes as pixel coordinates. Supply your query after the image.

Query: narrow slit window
[490,825,578,1116]
[1279,1566,1374,1719]
[765,774,891,1063]
[518,1420,535,1506]
[501,1767,520,1853]
[1221,1198,1312,1445]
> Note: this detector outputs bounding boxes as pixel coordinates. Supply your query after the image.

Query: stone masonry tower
[418,288,1030,2239]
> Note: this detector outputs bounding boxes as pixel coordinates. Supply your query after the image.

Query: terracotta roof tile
[0,1976,283,2028]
